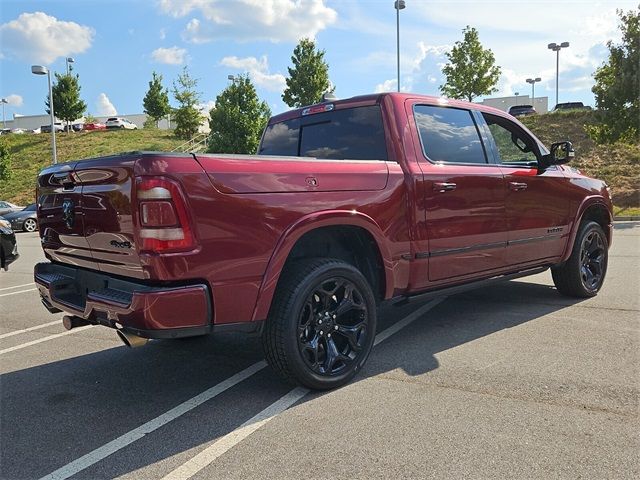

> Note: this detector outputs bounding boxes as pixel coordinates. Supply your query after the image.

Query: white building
[480,95,549,114]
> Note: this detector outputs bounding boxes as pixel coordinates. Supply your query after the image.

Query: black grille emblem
[62,199,75,228]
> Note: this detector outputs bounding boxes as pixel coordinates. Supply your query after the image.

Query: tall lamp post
[547,42,569,107]
[1,98,7,129]
[31,65,57,164]
[514,92,520,105]
[66,57,75,75]
[394,0,406,92]
[526,77,542,109]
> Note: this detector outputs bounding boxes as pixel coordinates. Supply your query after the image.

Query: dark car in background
[0,216,19,271]
[0,201,24,216]
[508,104,536,117]
[3,204,38,232]
[552,102,592,111]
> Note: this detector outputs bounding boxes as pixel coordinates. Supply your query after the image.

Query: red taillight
[135,177,196,253]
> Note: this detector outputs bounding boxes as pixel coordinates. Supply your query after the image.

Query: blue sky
[0,0,636,119]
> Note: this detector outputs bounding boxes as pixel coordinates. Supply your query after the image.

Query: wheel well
[284,226,385,301]
[581,204,611,244]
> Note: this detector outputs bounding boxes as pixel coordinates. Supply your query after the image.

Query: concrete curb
[613,216,640,221]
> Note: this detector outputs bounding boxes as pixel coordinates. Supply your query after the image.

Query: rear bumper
[34,262,212,338]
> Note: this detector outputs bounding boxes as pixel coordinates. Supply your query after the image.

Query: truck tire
[262,258,377,390]
[551,221,608,298]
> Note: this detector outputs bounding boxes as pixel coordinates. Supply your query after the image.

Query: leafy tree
[172,67,202,140]
[589,8,639,144]
[440,26,501,102]
[143,71,171,128]
[208,75,271,154]
[46,73,87,132]
[282,38,334,107]
[0,142,11,182]
[84,113,97,123]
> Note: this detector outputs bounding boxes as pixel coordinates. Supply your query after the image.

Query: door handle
[433,182,457,192]
[509,182,528,191]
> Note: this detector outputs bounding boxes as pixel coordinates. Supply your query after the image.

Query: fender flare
[561,195,613,262]
[251,210,395,321]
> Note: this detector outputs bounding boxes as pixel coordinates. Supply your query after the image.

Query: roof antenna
[322,92,337,102]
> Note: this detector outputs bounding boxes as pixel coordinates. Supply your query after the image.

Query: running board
[391,266,549,306]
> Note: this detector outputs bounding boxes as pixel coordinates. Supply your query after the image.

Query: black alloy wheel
[297,277,369,376]
[552,221,608,298]
[579,229,606,291]
[263,258,377,390]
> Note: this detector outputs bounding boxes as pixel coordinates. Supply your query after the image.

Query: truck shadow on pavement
[0,279,586,479]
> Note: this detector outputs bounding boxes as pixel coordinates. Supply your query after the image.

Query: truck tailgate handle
[433,182,457,192]
[509,181,528,191]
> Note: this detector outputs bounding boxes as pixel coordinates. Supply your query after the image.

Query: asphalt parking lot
[1,224,638,480]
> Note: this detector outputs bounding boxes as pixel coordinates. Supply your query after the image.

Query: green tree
[208,75,271,154]
[143,71,171,128]
[440,26,501,102]
[46,73,87,132]
[282,38,334,107]
[590,8,639,144]
[0,142,11,182]
[172,67,202,140]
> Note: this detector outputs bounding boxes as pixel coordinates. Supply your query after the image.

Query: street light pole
[526,77,542,105]
[31,65,57,164]
[394,0,406,92]
[547,42,569,107]
[66,57,75,76]
[1,98,7,129]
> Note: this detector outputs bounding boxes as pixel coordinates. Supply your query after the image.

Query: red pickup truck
[35,93,612,389]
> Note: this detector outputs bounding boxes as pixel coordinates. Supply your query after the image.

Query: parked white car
[105,117,138,130]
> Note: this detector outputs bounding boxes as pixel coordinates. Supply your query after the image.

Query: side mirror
[541,141,574,168]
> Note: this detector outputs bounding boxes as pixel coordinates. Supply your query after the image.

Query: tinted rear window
[259,105,387,161]
[414,105,486,164]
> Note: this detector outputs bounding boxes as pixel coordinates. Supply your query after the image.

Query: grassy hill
[0,128,185,205]
[1,112,638,211]
[521,110,639,211]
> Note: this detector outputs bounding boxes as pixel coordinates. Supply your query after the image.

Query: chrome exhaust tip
[62,315,90,331]
[116,330,149,348]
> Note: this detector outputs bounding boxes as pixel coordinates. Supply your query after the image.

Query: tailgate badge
[62,199,75,228]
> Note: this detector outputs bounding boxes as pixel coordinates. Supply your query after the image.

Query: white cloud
[197,100,216,114]
[160,28,167,40]
[158,0,337,43]
[0,12,93,64]
[374,79,397,93]
[220,55,286,92]
[96,93,117,116]
[151,46,188,65]
[4,94,23,107]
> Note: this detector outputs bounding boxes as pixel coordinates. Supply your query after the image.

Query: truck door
[477,112,571,265]
[409,103,508,282]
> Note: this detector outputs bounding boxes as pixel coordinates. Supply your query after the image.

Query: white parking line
[0,283,34,292]
[39,361,268,480]
[0,326,93,355]
[38,297,446,480]
[161,387,310,480]
[161,297,447,480]
[0,319,61,340]
[0,288,37,297]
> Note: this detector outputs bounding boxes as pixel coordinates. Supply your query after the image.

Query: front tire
[263,258,377,390]
[552,221,608,297]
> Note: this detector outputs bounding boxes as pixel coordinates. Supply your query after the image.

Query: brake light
[135,177,196,253]
[302,103,334,116]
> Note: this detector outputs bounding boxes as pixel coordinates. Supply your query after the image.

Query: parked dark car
[0,216,19,271]
[0,201,24,216]
[508,105,536,117]
[4,204,38,232]
[552,102,592,111]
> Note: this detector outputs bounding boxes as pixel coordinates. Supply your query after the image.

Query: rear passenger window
[259,106,387,161]
[414,105,486,164]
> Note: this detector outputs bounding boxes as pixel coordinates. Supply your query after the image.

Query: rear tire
[551,221,608,297]
[262,258,377,390]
